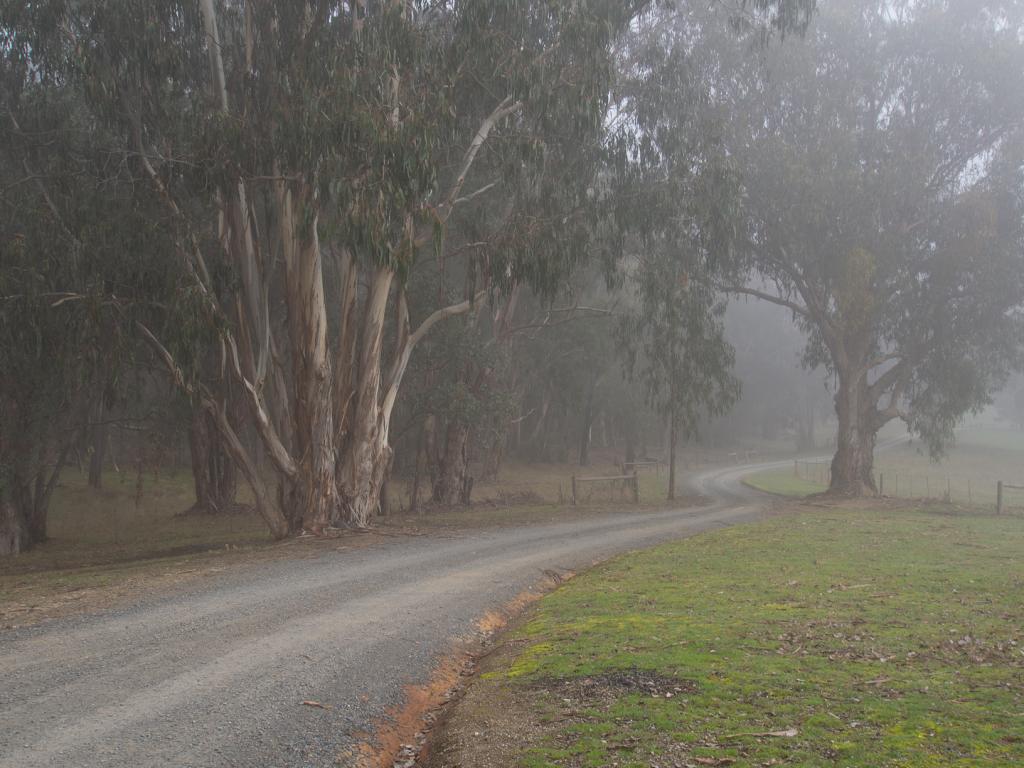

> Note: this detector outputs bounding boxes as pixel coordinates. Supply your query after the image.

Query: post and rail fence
[792,459,1024,516]
[622,460,661,475]
[572,472,640,505]
[998,482,1024,516]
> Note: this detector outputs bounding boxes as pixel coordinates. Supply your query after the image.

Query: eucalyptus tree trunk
[278,183,340,534]
[578,380,596,467]
[431,288,518,502]
[188,409,237,514]
[336,267,394,527]
[87,397,106,489]
[667,408,678,502]
[407,421,429,513]
[185,0,509,536]
[333,263,478,524]
[0,443,66,555]
[188,0,293,538]
[0,493,26,556]
[829,365,878,495]
[433,422,470,505]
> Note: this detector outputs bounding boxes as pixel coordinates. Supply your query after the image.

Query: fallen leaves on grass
[535,670,700,703]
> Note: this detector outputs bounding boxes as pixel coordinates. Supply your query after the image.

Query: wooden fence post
[997,481,1003,516]
[794,460,799,478]
[879,473,884,497]
[632,471,640,504]
[571,475,577,506]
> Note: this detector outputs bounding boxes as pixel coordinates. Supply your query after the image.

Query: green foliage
[619,252,740,436]
[724,0,1024,457]
[1,0,822,531]
[0,83,182,485]
[2,0,650,295]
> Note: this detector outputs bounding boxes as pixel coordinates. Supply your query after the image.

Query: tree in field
[620,250,740,500]
[516,284,621,468]
[609,2,779,499]
[722,0,1024,494]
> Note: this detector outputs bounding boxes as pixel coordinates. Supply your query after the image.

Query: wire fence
[793,460,1024,515]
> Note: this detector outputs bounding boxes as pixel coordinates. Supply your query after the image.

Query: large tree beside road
[723,0,1024,494]
[2,0,654,540]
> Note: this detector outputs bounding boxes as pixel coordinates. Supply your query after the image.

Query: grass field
[432,506,1024,768]
[37,468,270,567]
[742,470,824,498]
[746,426,1024,511]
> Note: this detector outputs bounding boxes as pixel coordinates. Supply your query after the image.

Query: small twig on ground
[721,728,798,740]
[302,700,331,710]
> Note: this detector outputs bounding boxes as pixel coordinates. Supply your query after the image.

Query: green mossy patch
[473,509,1024,767]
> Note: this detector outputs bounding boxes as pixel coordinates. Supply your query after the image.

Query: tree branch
[224,335,299,480]
[381,290,486,419]
[721,285,811,319]
[415,97,522,248]
[869,357,909,402]
[868,351,903,370]
[408,290,487,352]
[138,320,298,481]
[443,97,521,210]
[136,322,195,397]
[453,180,499,208]
[8,113,82,252]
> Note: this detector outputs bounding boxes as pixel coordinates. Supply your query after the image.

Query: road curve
[1,466,774,768]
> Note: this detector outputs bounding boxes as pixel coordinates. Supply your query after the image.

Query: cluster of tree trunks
[0,445,65,554]
[0,497,25,557]
[187,410,238,515]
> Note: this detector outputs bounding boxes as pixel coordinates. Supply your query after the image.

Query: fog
[4,4,1024,767]
[1,0,1022,535]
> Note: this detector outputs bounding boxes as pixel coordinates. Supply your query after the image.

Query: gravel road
[0,463,774,768]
